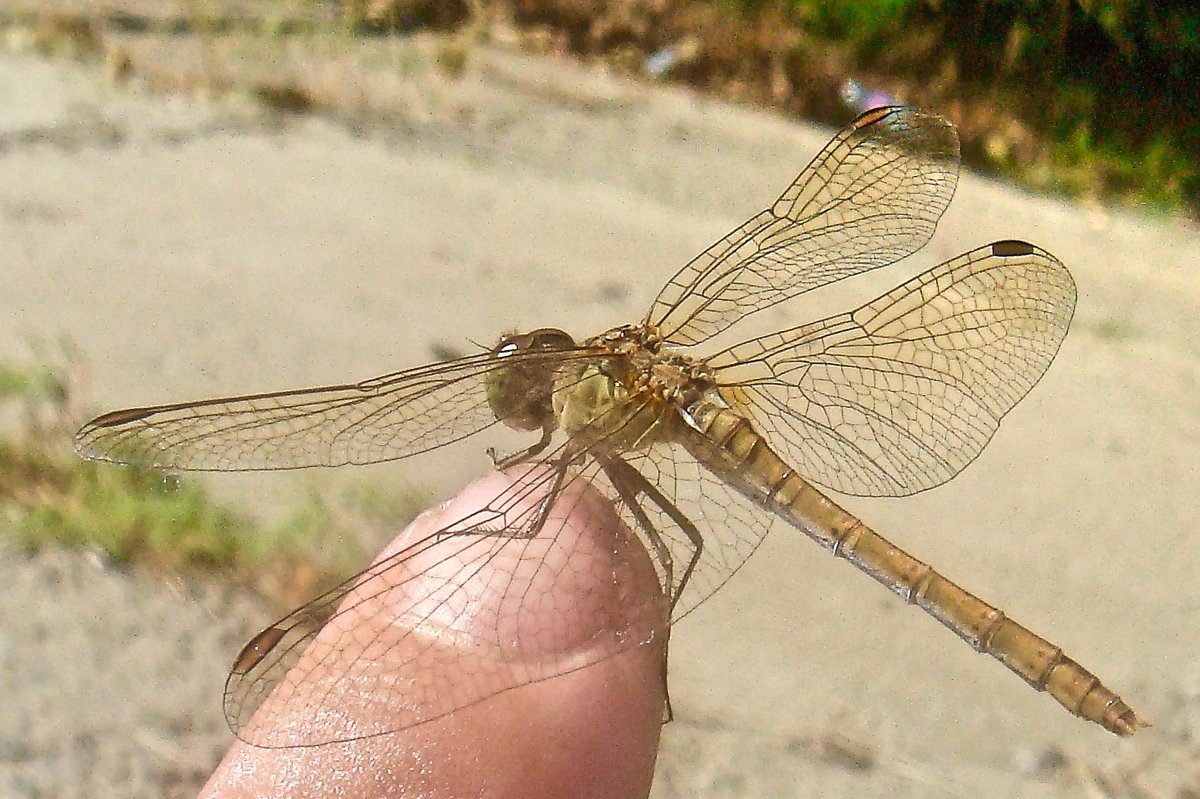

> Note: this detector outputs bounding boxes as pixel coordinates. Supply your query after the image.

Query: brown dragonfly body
[690,393,1144,736]
[75,106,1147,746]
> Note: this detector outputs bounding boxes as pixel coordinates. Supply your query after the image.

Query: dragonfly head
[486,328,577,432]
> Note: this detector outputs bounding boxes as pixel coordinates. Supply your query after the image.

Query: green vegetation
[917,0,1195,212]
[495,0,1198,213]
[0,354,418,603]
[739,0,1199,212]
[771,0,917,45]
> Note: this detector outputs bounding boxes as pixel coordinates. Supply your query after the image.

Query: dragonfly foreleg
[486,420,555,470]
[434,452,571,545]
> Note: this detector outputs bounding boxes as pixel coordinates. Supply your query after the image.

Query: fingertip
[202,465,669,798]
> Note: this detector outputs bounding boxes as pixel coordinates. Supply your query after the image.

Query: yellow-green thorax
[553,324,715,452]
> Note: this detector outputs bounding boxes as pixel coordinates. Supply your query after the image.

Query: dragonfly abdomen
[833,515,1150,736]
[686,403,1148,736]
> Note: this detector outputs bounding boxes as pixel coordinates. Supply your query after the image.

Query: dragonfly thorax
[554,324,717,451]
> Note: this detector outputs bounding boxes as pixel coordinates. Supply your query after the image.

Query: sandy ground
[1,36,1198,799]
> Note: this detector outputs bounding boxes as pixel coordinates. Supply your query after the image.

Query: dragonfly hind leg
[600,454,707,725]
[599,455,704,615]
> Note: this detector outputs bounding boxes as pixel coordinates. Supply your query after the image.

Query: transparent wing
[223,394,784,746]
[226,445,670,748]
[601,443,783,622]
[709,241,1076,497]
[648,106,960,345]
[73,348,594,471]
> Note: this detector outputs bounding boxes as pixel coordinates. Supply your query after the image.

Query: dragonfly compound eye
[485,329,575,432]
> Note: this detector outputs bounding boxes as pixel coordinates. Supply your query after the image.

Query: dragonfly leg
[599,455,675,604]
[599,454,710,725]
[433,451,572,545]
[603,456,704,615]
[486,420,555,470]
[506,453,570,540]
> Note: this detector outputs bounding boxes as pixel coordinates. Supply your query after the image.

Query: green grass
[0,354,419,603]
[1044,123,1196,212]
[771,0,915,45]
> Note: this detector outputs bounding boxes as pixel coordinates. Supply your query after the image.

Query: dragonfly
[74,106,1148,746]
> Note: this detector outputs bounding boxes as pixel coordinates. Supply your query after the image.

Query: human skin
[198,467,669,799]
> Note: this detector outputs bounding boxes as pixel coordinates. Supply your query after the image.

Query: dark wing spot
[232,626,287,675]
[992,239,1035,257]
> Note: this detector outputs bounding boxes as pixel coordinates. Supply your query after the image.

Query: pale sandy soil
[0,29,1198,799]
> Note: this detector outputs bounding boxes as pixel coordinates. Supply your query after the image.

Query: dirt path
[1,37,1197,798]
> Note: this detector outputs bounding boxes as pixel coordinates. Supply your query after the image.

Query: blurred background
[0,2,1197,797]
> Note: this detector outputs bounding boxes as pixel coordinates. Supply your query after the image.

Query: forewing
[226,453,667,747]
[73,349,588,471]
[710,241,1076,496]
[648,106,960,345]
